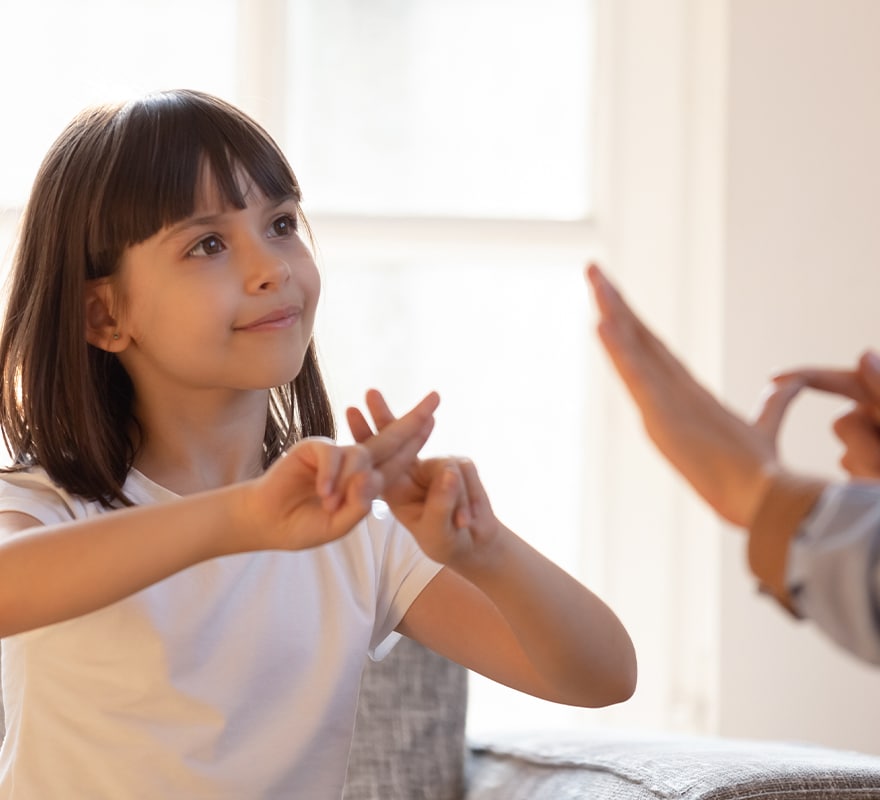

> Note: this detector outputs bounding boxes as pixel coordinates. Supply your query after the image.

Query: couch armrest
[466,729,880,799]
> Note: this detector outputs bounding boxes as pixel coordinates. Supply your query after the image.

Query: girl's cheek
[300,259,321,306]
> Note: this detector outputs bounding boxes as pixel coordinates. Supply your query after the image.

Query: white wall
[595,0,880,753]
[718,0,880,752]
[590,0,730,737]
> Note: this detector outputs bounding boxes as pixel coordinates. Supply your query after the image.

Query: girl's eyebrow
[162,212,225,242]
[160,194,299,244]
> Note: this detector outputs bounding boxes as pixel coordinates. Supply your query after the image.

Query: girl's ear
[84,279,127,352]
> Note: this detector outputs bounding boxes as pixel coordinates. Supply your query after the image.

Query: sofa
[344,636,880,799]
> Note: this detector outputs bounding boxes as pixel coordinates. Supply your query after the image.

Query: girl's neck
[130,389,271,495]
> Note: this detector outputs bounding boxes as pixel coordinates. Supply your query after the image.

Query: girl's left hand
[346,390,501,567]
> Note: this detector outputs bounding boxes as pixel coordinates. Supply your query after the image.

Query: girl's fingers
[440,459,473,529]
[320,443,372,513]
[316,445,342,503]
[365,388,399,431]
[457,458,492,526]
[293,436,343,501]
[329,470,382,533]
[345,406,374,444]
[346,391,440,466]
[373,417,436,488]
[423,461,467,532]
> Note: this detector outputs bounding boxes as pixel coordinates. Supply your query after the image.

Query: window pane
[315,252,592,566]
[287,0,596,220]
[314,250,600,732]
[0,0,238,208]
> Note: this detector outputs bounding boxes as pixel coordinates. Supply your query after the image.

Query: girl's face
[106,169,320,400]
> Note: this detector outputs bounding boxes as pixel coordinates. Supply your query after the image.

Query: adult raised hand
[586,263,802,527]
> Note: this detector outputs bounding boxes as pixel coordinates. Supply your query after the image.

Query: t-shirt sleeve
[365,502,443,661]
[0,472,80,533]
[785,482,880,665]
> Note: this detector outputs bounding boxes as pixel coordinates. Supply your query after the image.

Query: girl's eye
[188,235,225,257]
[268,214,296,238]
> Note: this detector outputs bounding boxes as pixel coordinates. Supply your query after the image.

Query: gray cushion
[344,636,468,800]
[466,729,880,799]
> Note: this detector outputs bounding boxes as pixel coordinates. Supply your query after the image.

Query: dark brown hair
[0,89,335,505]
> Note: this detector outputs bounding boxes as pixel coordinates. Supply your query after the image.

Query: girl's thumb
[423,465,465,531]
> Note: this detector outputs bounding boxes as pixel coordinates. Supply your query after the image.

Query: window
[0,0,238,209]
[285,0,596,220]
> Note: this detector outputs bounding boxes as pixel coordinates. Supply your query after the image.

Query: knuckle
[350,443,372,464]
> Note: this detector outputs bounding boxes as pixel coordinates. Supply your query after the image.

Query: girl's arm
[0,392,439,637]
[398,512,637,707]
[347,394,637,708]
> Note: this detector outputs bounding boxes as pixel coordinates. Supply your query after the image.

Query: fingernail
[866,351,880,372]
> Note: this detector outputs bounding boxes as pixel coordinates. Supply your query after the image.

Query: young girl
[0,89,636,798]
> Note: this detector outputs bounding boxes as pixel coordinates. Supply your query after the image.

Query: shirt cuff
[747,472,827,614]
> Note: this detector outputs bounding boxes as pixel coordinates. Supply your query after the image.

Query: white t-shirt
[0,468,442,799]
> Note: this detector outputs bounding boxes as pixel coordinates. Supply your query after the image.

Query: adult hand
[586,264,803,527]
[773,351,880,479]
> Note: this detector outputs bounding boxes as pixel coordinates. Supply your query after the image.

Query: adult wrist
[747,470,826,612]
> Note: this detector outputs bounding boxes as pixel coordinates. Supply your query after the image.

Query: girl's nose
[246,244,291,293]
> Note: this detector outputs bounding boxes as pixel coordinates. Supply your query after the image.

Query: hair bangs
[87,90,301,279]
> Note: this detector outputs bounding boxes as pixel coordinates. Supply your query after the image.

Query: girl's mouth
[236,306,301,331]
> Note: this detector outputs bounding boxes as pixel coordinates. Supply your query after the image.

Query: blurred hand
[586,263,805,527]
[773,350,880,480]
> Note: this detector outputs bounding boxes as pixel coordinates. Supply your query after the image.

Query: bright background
[1,0,879,753]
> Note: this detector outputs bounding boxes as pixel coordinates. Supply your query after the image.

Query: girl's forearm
[0,484,249,637]
[453,526,637,707]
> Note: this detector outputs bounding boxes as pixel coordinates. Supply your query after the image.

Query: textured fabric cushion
[344,636,468,800]
[466,729,880,799]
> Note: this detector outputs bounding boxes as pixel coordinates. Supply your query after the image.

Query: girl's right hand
[241,392,440,551]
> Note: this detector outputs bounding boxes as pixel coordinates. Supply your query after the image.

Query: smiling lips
[236,306,301,332]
